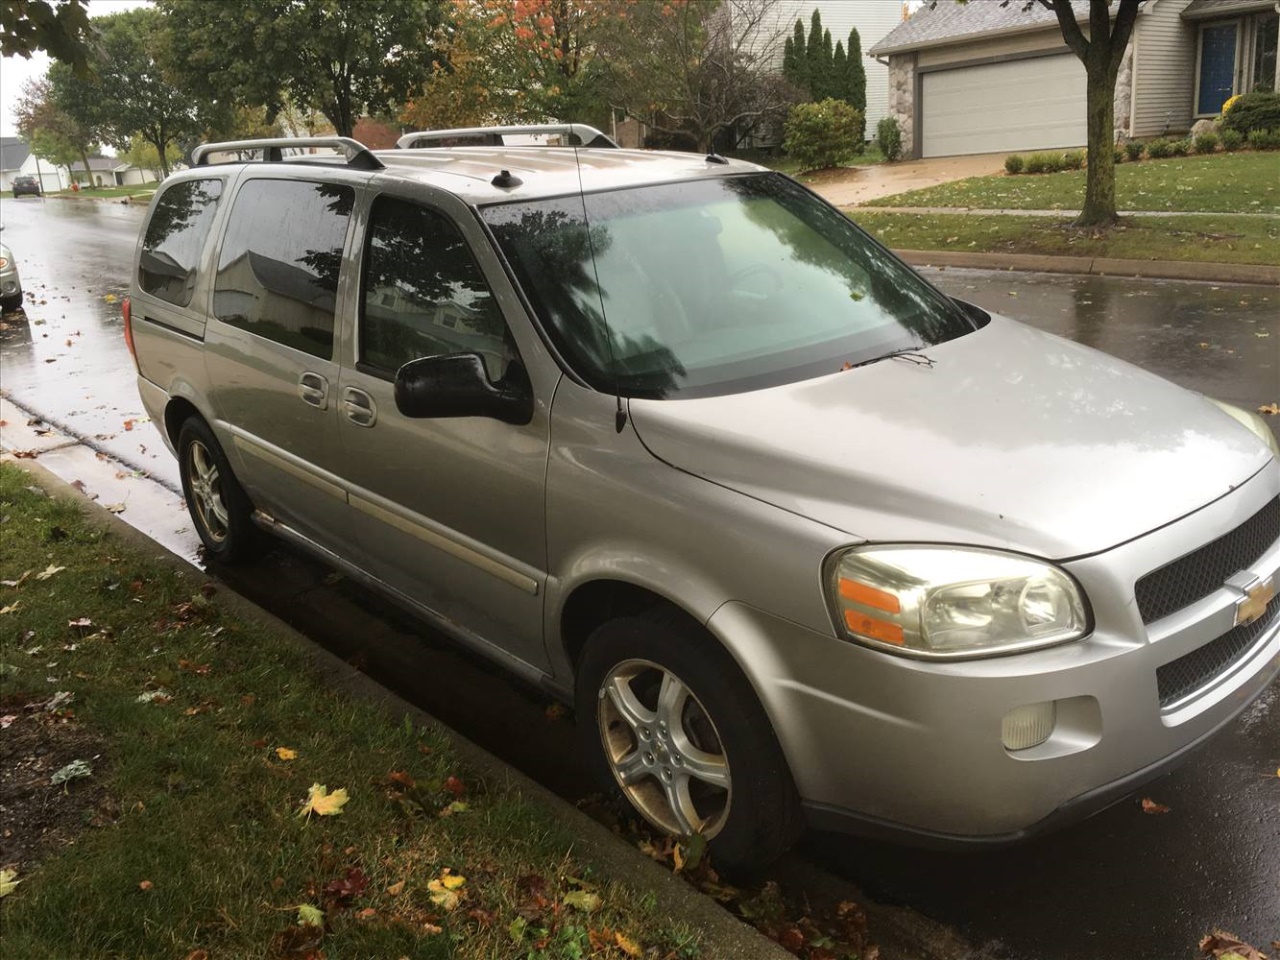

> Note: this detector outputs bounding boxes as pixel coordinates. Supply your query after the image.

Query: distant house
[68,156,123,187]
[1,137,65,192]
[868,0,1279,159]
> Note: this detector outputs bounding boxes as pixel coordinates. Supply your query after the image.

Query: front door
[335,192,553,672]
[1198,23,1238,115]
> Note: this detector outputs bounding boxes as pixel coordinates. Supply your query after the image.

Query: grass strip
[860,152,1280,215]
[850,211,1280,267]
[0,462,702,960]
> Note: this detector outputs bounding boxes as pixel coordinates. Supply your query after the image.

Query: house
[68,156,125,187]
[868,0,1280,159]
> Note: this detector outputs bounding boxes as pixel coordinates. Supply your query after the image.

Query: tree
[14,73,99,178]
[1039,0,1140,226]
[945,0,1140,226]
[159,0,444,138]
[845,28,866,118]
[786,17,806,94]
[85,9,203,177]
[805,10,828,101]
[1,0,96,74]
[597,0,797,153]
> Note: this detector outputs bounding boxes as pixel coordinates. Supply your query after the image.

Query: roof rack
[191,136,384,170]
[396,124,619,150]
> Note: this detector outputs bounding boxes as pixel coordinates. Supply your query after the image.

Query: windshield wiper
[843,348,936,372]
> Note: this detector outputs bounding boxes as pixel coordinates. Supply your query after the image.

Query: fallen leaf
[356,908,377,920]
[615,932,643,957]
[386,880,406,896]
[298,783,349,818]
[296,903,324,927]
[51,759,93,784]
[439,800,468,817]
[1198,929,1268,960]
[0,602,21,615]
[35,564,66,581]
[427,872,465,911]
[11,450,38,459]
[1258,403,1279,416]
[443,775,465,798]
[1140,797,1170,815]
[0,868,20,898]
[324,868,368,905]
[387,770,415,789]
[545,702,568,721]
[563,890,601,913]
[422,922,443,934]
[183,951,209,960]
[138,880,154,891]
[276,747,298,761]
[68,617,93,630]
[105,503,126,514]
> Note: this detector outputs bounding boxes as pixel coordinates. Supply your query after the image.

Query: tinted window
[213,179,354,359]
[483,174,974,399]
[361,196,510,379]
[139,178,223,307]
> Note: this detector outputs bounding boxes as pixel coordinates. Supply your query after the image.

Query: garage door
[920,55,1087,158]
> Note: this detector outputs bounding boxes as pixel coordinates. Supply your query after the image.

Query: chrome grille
[1135,497,1280,625]
[1156,597,1279,708]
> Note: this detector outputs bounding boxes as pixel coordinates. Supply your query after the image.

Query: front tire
[177,416,263,563]
[0,292,21,313]
[575,610,802,868]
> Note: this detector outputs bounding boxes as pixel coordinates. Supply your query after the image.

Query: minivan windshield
[483,173,976,399]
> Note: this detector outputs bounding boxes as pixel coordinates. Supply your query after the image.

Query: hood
[628,315,1273,559]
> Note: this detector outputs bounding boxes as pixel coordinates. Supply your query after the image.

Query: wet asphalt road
[2,194,1278,960]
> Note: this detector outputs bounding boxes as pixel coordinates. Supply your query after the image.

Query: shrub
[1168,138,1190,156]
[1023,152,1046,174]
[876,115,903,162]
[1221,128,1244,151]
[1221,91,1280,134]
[1061,150,1084,170]
[1247,127,1280,149]
[1124,139,1145,161]
[783,99,865,171]
[1193,132,1219,154]
[1146,138,1173,158]
[1112,144,1125,164]
[1004,153,1025,174]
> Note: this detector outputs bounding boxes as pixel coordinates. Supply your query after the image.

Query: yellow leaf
[275,747,298,761]
[563,890,601,913]
[386,880,406,896]
[427,878,463,911]
[298,783,349,817]
[0,601,21,615]
[441,873,466,890]
[104,294,118,303]
[0,868,20,897]
[297,903,324,926]
[616,932,643,957]
[35,564,66,581]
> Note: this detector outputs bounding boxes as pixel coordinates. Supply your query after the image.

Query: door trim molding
[232,434,347,501]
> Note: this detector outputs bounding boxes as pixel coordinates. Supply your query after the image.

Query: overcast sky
[1,0,152,138]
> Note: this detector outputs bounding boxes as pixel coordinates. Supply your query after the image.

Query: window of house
[213,179,354,360]
[139,178,224,307]
[1253,14,1278,92]
[359,196,511,379]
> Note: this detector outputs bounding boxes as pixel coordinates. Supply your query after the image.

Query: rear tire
[575,609,802,869]
[0,292,21,312]
[177,416,263,563]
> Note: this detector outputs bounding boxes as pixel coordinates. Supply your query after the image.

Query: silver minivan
[127,130,1280,866]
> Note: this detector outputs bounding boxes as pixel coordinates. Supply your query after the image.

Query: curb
[893,249,1280,286]
[8,454,796,960]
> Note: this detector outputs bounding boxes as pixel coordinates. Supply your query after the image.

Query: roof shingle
[869,0,1095,56]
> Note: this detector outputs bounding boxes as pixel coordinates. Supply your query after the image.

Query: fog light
[1002,701,1056,751]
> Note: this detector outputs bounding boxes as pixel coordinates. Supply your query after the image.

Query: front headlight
[827,546,1090,659]
[1206,398,1280,458]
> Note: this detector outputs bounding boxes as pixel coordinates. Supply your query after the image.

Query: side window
[213,179,354,359]
[360,196,511,379]
[139,178,224,307]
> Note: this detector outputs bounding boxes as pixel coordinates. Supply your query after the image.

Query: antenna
[571,145,628,433]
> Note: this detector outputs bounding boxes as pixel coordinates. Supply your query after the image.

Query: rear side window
[213,179,354,359]
[139,178,224,307]
[359,196,509,378]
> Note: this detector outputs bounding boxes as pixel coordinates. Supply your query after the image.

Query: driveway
[812,151,1009,207]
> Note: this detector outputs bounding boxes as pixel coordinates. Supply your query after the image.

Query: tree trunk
[77,144,92,187]
[1079,63,1116,227]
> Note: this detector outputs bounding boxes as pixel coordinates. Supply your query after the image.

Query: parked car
[11,175,42,198]
[125,130,1280,867]
[0,241,23,312]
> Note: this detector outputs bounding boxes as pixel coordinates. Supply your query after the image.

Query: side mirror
[394,353,533,425]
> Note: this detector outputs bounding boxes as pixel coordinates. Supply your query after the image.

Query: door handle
[298,372,329,410]
[342,387,377,427]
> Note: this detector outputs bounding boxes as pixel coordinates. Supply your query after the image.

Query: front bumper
[709,461,1280,843]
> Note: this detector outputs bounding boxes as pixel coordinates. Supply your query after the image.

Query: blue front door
[1198,23,1238,114]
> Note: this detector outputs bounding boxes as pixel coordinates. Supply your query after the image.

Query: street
[2,193,1278,960]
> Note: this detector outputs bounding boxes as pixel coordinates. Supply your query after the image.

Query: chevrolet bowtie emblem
[1234,577,1275,628]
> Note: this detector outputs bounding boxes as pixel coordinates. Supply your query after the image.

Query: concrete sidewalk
[857,205,1280,218]
[894,249,1280,286]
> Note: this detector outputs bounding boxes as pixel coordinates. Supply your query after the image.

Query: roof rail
[191,136,384,170]
[396,124,619,150]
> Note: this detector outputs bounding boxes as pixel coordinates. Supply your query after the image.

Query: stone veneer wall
[887,54,915,156]
[1113,44,1134,139]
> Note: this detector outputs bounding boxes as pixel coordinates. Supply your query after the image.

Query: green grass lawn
[0,464,704,960]
[853,211,1280,266]
[53,182,160,199]
[862,151,1280,214]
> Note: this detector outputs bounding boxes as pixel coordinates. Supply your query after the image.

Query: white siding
[920,55,1088,156]
[1132,0,1196,136]
[915,27,1067,67]
[771,0,908,131]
